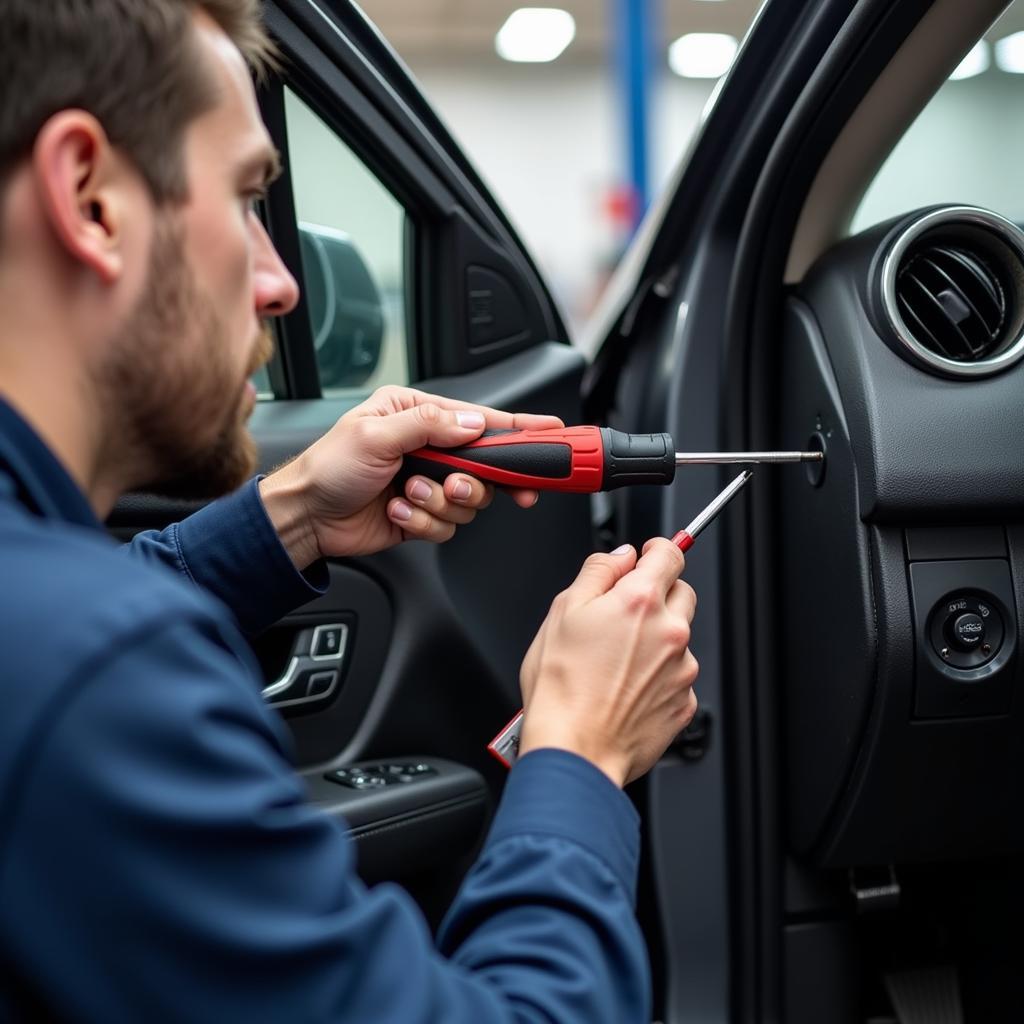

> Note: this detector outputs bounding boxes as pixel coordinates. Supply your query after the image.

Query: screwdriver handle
[672,531,695,553]
[404,426,676,494]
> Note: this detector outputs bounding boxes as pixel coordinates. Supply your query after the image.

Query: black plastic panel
[306,757,488,883]
[799,211,1024,523]
[778,300,878,855]
[422,210,556,376]
[905,526,1007,562]
[783,922,859,1024]
[778,294,1024,865]
[818,528,1024,865]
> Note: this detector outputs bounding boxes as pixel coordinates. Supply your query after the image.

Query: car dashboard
[779,203,1024,866]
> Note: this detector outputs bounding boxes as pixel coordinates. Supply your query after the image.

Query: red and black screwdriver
[406,425,820,493]
[487,469,755,769]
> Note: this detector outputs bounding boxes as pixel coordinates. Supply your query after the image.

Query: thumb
[367,403,487,458]
[564,544,637,604]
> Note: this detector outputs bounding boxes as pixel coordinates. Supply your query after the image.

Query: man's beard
[98,216,272,501]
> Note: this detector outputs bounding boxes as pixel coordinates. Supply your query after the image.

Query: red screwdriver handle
[672,531,695,553]
[405,426,676,493]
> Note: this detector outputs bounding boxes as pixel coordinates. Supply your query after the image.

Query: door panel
[239,343,591,776]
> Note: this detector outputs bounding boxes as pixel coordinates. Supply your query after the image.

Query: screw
[982,643,992,655]
[941,648,950,660]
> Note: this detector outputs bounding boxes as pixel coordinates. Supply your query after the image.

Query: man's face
[102,12,298,499]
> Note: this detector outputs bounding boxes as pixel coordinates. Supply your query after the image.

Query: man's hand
[258,386,564,569]
[518,538,699,788]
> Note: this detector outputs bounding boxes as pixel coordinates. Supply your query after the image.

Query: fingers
[360,386,565,434]
[563,544,638,604]
[672,683,699,734]
[386,495,457,542]
[666,578,697,624]
[507,488,540,509]
[504,411,566,431]
[402,474,489,527]
[442,474,493,510]
[357,401,489,460]
[620,537,685,598]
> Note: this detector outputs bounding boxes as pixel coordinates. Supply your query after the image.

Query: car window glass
[851,3,1024,234]
[251,361,272,397]
[283,87,410,396]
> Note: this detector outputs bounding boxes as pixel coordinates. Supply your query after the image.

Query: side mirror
[298,222,384,389]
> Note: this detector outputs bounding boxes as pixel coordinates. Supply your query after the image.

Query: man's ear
[32,111,131,286]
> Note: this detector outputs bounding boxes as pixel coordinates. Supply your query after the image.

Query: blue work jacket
[0,397,649,1022]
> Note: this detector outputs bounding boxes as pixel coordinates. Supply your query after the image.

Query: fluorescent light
[995,32,1024,73]
[949,41,990,80]
[668,33,738,79]
[496,8,575,63]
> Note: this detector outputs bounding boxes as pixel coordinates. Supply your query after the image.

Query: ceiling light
[949,41,990,80]
[995,32,1024,73]
[495,8,576,63]
[668,33,739,79]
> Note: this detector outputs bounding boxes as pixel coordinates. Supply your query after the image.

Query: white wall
[852,72,1024,233]
[404,60,716,335]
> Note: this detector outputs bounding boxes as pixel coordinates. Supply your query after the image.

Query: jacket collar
[0,397,102,531]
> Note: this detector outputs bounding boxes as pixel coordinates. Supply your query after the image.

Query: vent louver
[879,207,1024,379]
[896,245,1004,362]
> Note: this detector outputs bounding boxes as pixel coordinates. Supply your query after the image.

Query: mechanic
[0,2,699,1021]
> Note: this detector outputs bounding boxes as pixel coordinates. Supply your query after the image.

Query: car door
[584,0,1024,1020]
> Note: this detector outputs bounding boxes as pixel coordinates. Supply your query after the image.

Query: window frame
[258,79,322,400]
[255,32,451,398]
[258,0,566,396]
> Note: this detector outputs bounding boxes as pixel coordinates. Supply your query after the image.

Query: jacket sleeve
[2,616,650,1024]
[122,477,328,633]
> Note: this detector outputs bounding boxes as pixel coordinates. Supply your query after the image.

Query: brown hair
[0,0,275,203]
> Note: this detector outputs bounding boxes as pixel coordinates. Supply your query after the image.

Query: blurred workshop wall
[353,1,762,340]
[406,61,715,336]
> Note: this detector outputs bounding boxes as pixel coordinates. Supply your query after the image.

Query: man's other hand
[259,386,564,567]
[517,539,699,788]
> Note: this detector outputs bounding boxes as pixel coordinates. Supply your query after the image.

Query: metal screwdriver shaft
[672,471,754,553]
[675,451,822,465]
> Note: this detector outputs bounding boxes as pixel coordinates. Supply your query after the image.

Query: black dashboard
[778,204,1024,865]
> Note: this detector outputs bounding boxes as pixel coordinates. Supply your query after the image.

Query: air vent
[879,207,1024,378]
[896,245,1005,361]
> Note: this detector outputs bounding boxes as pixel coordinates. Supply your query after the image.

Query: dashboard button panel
[909,560,1017,719]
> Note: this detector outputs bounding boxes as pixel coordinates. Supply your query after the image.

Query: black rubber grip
[599,428,675,489]
[431,441,572,479]
[399,429,574,488]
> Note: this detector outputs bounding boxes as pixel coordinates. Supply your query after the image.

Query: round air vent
[879,207,1024,378]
